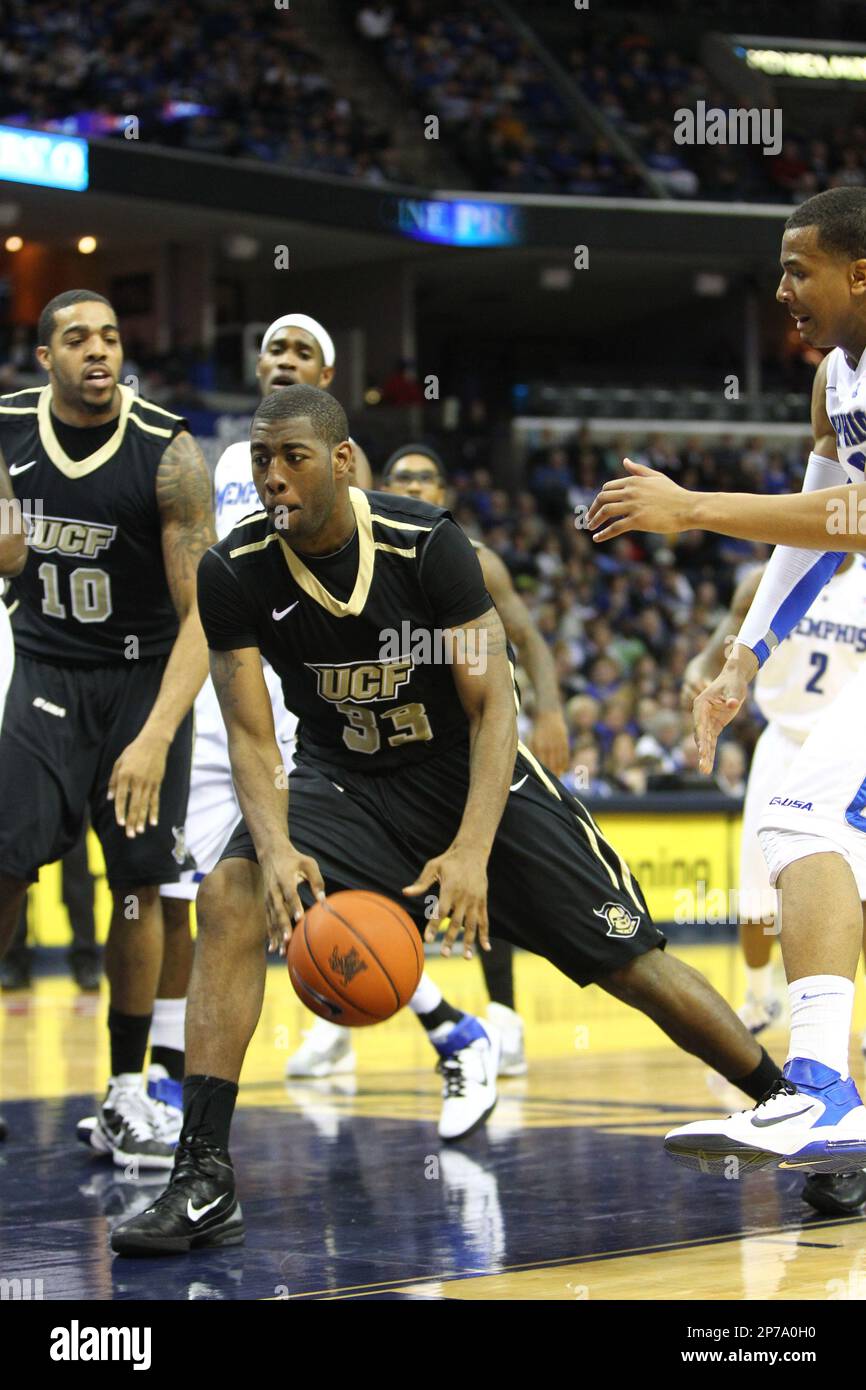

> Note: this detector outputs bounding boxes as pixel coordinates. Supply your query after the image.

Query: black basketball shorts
[0,654,193,888]
[219,742,665,987]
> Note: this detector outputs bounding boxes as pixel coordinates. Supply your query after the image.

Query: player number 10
[336,701,433,754]
[38,561,113,624]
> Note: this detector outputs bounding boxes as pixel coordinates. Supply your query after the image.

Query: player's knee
[197,860,258,943]
[599,946,666,1005]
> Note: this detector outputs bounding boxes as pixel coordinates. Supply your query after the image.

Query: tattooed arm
[0,447,27,577]
[404,605,518,957]
[108,430,217,836]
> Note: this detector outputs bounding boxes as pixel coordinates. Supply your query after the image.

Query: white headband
[260,314,335,367]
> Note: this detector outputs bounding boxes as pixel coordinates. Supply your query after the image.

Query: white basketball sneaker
[737,993,783,1036]
[487,1002,527,1076]
[665,1058,866,1175]
[434,1015,500,1141]
[93,1077,178,1170]
[284,1018,357,1078]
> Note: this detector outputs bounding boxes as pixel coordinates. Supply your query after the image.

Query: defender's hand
[404,845,490,959]
[261,843,326,954]
[693,663,752,774]
[681,655,712,710]
[587,459,696,542]
[107,731,170,837]
[528,710,570,776]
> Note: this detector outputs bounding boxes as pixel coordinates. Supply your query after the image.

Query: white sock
[150,997,186,1054]
[745,963,773,1002]
[409,973,442,1016]
[787,975,855,1079]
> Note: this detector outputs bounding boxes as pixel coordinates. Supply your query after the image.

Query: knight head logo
[171,824,192,868]
[329,944,368,986]
[593,901,640,939]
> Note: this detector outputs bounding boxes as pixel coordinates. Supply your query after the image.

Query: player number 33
[336,701,433,754]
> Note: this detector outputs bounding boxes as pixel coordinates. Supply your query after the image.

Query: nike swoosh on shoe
[187,1194,226,1222]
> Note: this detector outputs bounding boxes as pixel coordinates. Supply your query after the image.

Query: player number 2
[38,562,113,624]
[805,650,828,694]
[335,701,433,755]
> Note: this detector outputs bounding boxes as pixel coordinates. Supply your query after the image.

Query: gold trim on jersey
[37,384,135,479]
[278,486,374,618]
[127,413,175,439]
[129,398,185,422]
[229,530,281,559]
[0,386,42,415]
[234,511,268,527]
[368,513,434,533]
[373,541,416,558]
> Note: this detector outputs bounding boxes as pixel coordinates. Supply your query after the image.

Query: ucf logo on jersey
[27,514,116,559]
[593,901,641,939]
[306,657,414,704]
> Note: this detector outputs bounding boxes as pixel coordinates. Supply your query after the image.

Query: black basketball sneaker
[110,1140,244,1255]
[802,1170,866,1216]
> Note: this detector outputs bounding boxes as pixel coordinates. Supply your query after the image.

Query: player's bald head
[252,384,348,452]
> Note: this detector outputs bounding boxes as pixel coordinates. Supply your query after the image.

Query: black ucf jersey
[198,488,511,774]
[1,385,186,664]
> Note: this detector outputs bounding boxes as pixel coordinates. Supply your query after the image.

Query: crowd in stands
[356,1,647,195]
[6,0,866,203]
[0,0,406,184]
[442,427,817,801]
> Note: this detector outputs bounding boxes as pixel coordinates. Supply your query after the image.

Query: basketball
[287,891,424,1027]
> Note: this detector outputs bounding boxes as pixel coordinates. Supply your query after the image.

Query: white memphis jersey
[825,346,866,481]
[214,441,260,538]
[193,439,297,745]
[755,556,866,740]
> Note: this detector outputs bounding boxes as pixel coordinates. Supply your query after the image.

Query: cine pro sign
[382,196,522,247]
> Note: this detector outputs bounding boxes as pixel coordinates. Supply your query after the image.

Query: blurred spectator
[716,742,747,797]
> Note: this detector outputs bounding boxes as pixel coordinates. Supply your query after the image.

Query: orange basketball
[287,890,424,1027]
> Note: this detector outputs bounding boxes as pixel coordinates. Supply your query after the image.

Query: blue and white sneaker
[665,1058,866,1175]
[433,1015,500,1142]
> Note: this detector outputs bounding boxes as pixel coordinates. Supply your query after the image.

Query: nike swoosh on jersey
[187,1194,226,1222]
[9,460,37,475]
[272,602,299,620]
[509,775,528,792]
[750,1104,815,1128]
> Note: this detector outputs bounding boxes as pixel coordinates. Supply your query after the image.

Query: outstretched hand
[586,459,696,542]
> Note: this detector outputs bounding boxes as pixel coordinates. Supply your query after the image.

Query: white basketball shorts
[756,658,866,899]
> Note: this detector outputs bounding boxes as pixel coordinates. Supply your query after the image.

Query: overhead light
[4,235,23,252]
[223,234,259,261]
[77,235,97,254]
[540,266,574,291]
[694,272,727,297]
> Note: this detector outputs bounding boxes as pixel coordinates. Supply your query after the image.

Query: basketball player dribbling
[111,384,785,1254]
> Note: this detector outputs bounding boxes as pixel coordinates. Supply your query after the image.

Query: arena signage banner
[0,124,88,191]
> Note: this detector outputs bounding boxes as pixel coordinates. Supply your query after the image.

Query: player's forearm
[227,730,290,857]
[455,695,518,857]
[691,484,866,549]
[694,613,735,678]
[518,627,562,713]
[141,611,209,742]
